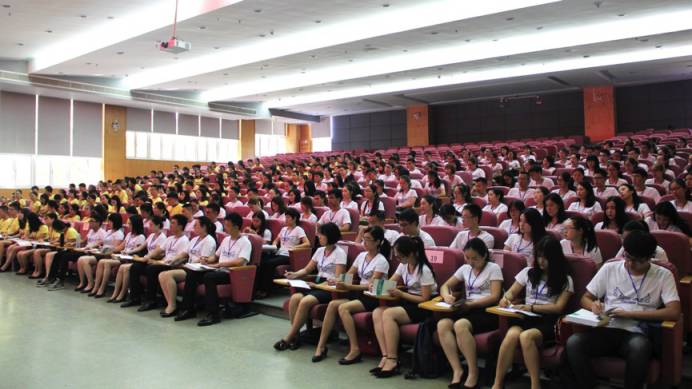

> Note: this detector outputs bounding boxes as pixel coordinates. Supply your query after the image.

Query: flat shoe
[311,348,328,363]
[160,309,178,318]
[273,339,289,351]
[94,294,105,299]
[338,354,362,365]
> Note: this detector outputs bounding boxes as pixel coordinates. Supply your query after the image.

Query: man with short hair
[356,210,400,246]
[507,171,535,202]
[591,168,619,199]
[398,208,435,247]
[528,165,554,188]
[318,189,351,232]
[450,204,495,250]
[566,230,680,389]
[632,168,660,202]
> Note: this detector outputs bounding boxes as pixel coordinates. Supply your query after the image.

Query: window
[255,134,286,157]
[125,131,239,162]
[312,137,332,152]
[0,154,102,189]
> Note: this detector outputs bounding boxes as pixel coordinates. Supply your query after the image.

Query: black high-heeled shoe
[338,353,362,365]
[74,285,85,291]
[374,359,400,378]
[311,348,328,363]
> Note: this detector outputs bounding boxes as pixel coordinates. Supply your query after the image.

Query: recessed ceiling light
[430,31,439,35]
[314,20,322,24]
[116,51,124,55]
[107,16,114,19]
[85,62,92,65]
[465,39,471,42]
[492,38,499,41]
[311,55,316,58]
[565,48,573,52]
[258,34,266,38]
[403,49,408,52]
[2,4,10,8]
[656,44,663,48]
[45,29,53,33]
[536,26,543,30]
[17,42,23,46]
[80,14,87,18]
[382,3,390,7]
[639,38,649,42]
[506,17,514,21]
[583,55,590,58]
[223,72,228,76]
[618,13,626,17]
[213,46,220,50]
[254,9,262,13]
[199,26,206,30]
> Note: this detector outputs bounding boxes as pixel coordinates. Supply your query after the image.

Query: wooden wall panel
[583,86,616,142]
[285,124,299,154]
[103,105,127,180]
[407,105,429,146]
[240,119,255,160]
[298,124,312,153]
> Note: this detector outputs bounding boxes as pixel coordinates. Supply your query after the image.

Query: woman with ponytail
[370,236,437,378]
[300,226,391,365]
[561,216,603,265]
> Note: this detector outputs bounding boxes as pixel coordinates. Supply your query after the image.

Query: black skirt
[399,299,430,323]
[508,314,559,344]
[306,289,332,304]
[356,293,381,311]
[454,308,498,333]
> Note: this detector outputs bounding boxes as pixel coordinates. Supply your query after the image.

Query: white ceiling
[1,0,692,118]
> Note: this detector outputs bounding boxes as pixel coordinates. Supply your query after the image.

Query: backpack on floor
[406,318,448,379]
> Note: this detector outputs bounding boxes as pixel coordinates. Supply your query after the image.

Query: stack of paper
[287,280,311,289]
[565,309,611,327]
[184,263,216,272]
[497,306,541,317]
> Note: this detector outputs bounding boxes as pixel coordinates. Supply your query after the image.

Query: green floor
[1,274,689,389]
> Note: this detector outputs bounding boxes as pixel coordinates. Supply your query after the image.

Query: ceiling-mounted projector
[159,37,191,54]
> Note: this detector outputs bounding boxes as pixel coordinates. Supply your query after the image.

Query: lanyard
[467,263,486,292]
[166,236,181,257]
[318,246,335,271]
[281,227,294,244]
[516,237,531,253]
[626,267,648,304]
[360,254,376,279]
[534,280,548,302]
[223,238,239,257]
[148,233,162,251]
[190,236,204,253]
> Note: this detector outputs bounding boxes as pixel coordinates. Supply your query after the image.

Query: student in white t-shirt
[92,214,147,298]
[646,202,692,240]
[274,223,347,357]
[437,238,503,388]
[504,208,546,263]
[257,208,310,299]
[244,211,273,244]
[568,182,602,218]
[308,226,391,363]
[669,178,692,212]
[494,236,574,389]
[418,195,445,227]
[499,200,525,236]
[619,184,651,218]
[158,216,218,318]
[123,214,190,310]
[176,212,253,326]
[394,175,418,209]
[76,213,125,295]
[110,215,167,303]
[451,203,495,250]
[318,189,352,232]
[340,186,359,211]
[398,208,436,247]
[482,188,508,217]
[561,216,603,265]
[595,196,628,234]
[371,236,437,377]
[566,231,680,389]
[615,220,670,262]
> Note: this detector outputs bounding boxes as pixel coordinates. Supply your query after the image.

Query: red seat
[479,211,497,227]
[342,208,360,241]
[594,229,621,262]
[380,197,397,220]
[480,226,508,250]
[679,211,692,230]
[265,219,285,244]
[421,225,460,247]
[650,231,692,335]
[229,205,251,218]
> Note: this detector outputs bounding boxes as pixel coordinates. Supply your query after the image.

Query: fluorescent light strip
[203,8,692,101]
[123,0,559,89]
[31,0,244,72]
[266,44,692,107]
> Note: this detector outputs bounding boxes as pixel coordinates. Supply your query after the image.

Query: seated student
[619,184,651,218]
[398,208,436,247]
[224,186,244,209]
[551,172,577,202]
[299,196,318,223]
[615,220,669,262]
[246,197,269,219]
[14,212,52,275]
[356,210,400,246]
[308,226,391,363]
[565,230,680,389]
[451,204,495,250]
[592,168,619,200]
[543,193,567,236]
[318,189,352,232]
[632,167,660,203]
[595,196,628,233]
[244,211,272,244]
[256,208,310,299]
[203,203,224,232]
[109,216,167,303]
[0,203,24,270]
[451,183,473,213]
[568,182,602,219]
[530,187,548,215]
[438,238,503,388]
[153,202,171,231]
[499,200,525,235]
[340,185,359,211]
[76,213,125,294]
[394,175,418,209]
[121,214,190,310]
[504,208,547,262]
[269,195,288,221]
[561,216,603,265]
[493,236,574,389]
[370,236,437,378]
[43,215,107,291]
[33,218,80,282]
[359,184,384,218]
[182,203,198,236]
[507,171,535,202]
[482,188,508,216]
[425,170,447,197]
[175,212,252,325]
[439,204,464,229]
[418,195,444,227]
[89,215,147,298]
[274,223,346,356]
[668,178,692,212]
[646,202,692,240]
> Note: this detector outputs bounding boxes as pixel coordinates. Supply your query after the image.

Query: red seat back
[564,255,598,312]
[480,226,508,250]
[265,219,285,243]
[346,208,360,232]
[421,225,460,247]
[679,211,692,230]
[336,240,365,267]
[298,220,317,245]
[425,247,465,286]
[491,250,527,291]
[229,206,251,218]
[380,197,397,220]
[480,211,497,227]
[244,233,263,266]
[651,231,690,275]
[594,229,621,262]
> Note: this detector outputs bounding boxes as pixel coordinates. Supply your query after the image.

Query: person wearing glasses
[565,230,680,389]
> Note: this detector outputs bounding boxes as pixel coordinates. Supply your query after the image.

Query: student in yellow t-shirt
[35,219,80,282]
[9,212,49,274]
[12,190,26,208]
[66,203,82,222]
[0,205,10,235]
[17,212,58,276]
[166,192,183,216]
[0,203,24,271]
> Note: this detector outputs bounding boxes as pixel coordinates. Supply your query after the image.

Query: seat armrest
[341,231,357,241]
[227,265,257,304]
[660,316,683,386]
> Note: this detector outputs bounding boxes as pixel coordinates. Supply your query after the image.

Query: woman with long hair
[299,196,318,223]
[561,216,603,265]
[244,211,272,244]
[647,201,691,236]
[493,236,573,389]
[669,178,692,212]
[568,182,602,218]
[370,236,437,378]
[418,195,444,227]
[618,183,651,217]
[483,188,508,216]
[595,196,628,233]
[359,184,384,218]
[452,184,473,213]
[499,200,525,235]
[551,172,576,202]
[504,208,546,262]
